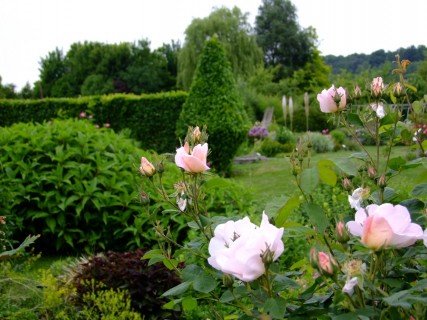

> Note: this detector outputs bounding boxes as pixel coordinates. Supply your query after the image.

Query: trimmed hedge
[0,91,187,153]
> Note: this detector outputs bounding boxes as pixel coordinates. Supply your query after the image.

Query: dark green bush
[259,139,294,157]
[0,91,187,153]
[0,118,168,254]
[68,249,181,319]
[292,106,332,132]
[176,37,249,175]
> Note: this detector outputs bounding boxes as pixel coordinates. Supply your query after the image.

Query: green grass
[231,146,427,211]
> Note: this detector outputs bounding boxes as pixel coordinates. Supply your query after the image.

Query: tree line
[1,0,426,102]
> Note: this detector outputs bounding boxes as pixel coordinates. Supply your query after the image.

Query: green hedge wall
[0,91,187,153]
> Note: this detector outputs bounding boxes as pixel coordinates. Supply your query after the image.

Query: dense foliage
[255,0,317,80]
[176,37,249,175]
[177,6,263,90]
[68,249,181,319]
[324,45,426,74]
[0,119,160,254]
[35,40,179,98]
[0,91,187,153]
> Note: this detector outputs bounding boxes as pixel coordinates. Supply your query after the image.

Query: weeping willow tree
[177,6,263,90]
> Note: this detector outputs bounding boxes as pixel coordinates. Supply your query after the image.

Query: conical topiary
[176,37,249,175]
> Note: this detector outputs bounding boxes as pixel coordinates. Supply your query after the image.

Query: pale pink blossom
[348,187,366,210]
[346,204,423,250]
[140,157,156,177]
[371,77,384,97]
[317,85,347,113]
[318,252,338,275]
[208,212,284,282]
[342,277,358,296]
[175,142,209,173]
[371,102,386,119]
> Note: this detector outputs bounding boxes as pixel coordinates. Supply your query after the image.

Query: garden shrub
[302,131,335,153]
[78,287,142,320]
[292,105,332,132]
[259,138,294,157]
[275,126,295,144]
[0,118,172,254]
[0,91,187,153]
[176,37,249,175]
[66,249,181,319]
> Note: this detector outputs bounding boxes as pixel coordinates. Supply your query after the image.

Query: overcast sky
[1,0,426,90]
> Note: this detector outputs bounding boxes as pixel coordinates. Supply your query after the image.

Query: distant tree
[38,48,66,97]
[177,6,263,90]
[255,0,317,80]
[176,37,249,175]
[155,40,181,90]
[123,40,171,94]
[37,40,177,97]
[0,76,17,99]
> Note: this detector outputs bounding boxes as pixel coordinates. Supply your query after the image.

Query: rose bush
[139,55,427,319]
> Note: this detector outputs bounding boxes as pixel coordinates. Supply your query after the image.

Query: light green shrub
[302,132,335,153]
[0,118,168,253]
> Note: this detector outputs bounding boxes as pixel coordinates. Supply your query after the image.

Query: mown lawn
[230,146,427,211]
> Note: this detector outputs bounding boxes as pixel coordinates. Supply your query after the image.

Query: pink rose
[346,203,423,250]
[140,157,156,177]
[317,85,347,113]
[208,212,284,282]
[318,251,338,276]
[371,77,384,97]
[175,142,209,173]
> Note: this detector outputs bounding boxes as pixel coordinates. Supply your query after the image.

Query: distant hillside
[323,45,426,74]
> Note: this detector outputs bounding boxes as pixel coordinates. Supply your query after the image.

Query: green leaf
[332,157,358,176]
[317,159,337,186]
[263,297,286,319]
[399,198,425,214]
[388,156,406,171]
[219,290,234,303]
[182,297,198,311]
[350,152,369,160]
[303,202,328,234]
[193,273,217,293]
[163,299,181,310]
[300,167,319,194]
[347,113,363,127]
[46,217,56,233]
[163,259,178,270]
[405,83,417,92]
[162,281,191,297]
[182,264,204,282]
[275,194,301,227]
[0,235,40,260]
[411,183,427,196]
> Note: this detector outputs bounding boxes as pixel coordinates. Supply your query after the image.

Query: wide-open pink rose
[346,203,423,250]
[317,85,347,113]
[208,212,284,282]
[175,142,209,173]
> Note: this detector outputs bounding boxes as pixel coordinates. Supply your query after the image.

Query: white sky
[1,0,426,90]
